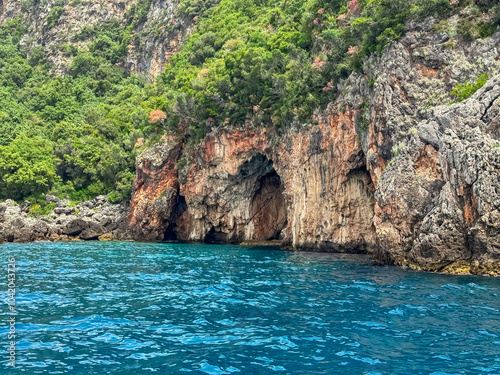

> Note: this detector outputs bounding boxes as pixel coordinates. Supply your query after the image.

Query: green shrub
[457,11,499,41]
[176,0,221,19]
[29,202,56,218]
[28,46,47,67]
[46,6,65,29]
[451,73,489,102]
[478,21,497,38]
[61,43,78,57]
[125,0,153,26]
[0,134,60,200]
[74,25,95,41]
[432,20,451,32]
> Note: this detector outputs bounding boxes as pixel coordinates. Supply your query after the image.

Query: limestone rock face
[63,218,106,240]
[375,80,500,274]
[0,0,190,78]
[0,196,128,243]
[129,111,378,252]
[341,17,500,275]
[124,0,193,77]
[126,17,500,275]
[127,136,183,241]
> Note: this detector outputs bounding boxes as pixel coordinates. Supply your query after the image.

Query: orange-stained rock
[414,144,441,180]
[127,107,377,252]
[127,136,183,241]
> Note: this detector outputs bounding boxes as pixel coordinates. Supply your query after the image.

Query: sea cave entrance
[204,153,287,244]
[163,194,187,241]
[249,167,287,241]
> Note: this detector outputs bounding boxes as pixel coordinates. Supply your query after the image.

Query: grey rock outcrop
[0,196,129,243]
[374,79,500,274]
[0,0,194,78]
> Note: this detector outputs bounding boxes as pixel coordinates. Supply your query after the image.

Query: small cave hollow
[0,1,3,15]
[204,227,228,244]
[250,169,287,241]
[246,154,287,241]
[163,194,187,242]
[203,153,287,244]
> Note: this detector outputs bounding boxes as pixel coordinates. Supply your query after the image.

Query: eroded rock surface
[375,80,500,274]
[126,18,500,275]
[0,195,128,243]
[127,136,183,241]
[129,113,378,252]
[0,0,191,77]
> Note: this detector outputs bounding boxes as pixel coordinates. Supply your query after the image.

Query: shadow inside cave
[163,195,187,242]
[249,167,287,241]
[162,154,287,244]
[204,154,287,244]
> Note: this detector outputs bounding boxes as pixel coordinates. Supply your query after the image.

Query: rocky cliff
[127,16,500,275]
[128,117,377,253]
[0,0,191,77]
[1,2,499,276]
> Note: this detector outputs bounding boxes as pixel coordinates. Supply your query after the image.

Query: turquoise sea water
[0,242,500,374]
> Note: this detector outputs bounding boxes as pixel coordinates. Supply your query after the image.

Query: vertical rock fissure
[163,193,187,242]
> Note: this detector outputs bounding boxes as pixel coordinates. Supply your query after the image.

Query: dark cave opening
[204,227,228,244]
[163,225,178,242]
[250,168,287,241]
[0,1,3,15]
[203,153,287,244]
[163,194,187,242]
[238,154,287,241]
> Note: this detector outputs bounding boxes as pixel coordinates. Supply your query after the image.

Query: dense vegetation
[163,0,499,137]
[0,14,163,203]
[0,0,499,204]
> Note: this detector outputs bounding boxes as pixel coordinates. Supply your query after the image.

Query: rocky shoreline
[1,193,498,277]
[0,195,129,243]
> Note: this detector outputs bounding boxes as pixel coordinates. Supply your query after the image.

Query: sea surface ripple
[0,242,499,374]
